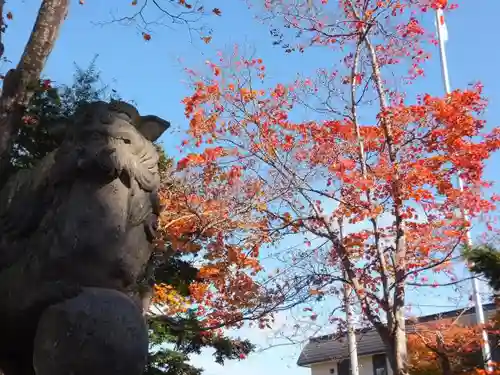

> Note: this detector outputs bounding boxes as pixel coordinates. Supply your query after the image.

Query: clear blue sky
[4,1,500,374]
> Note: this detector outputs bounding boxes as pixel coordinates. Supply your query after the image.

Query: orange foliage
[152,284,191,315]
[178,0,500,365]
[181,56,499,276]
[475,362,500,375]
[152,162,272,328]
[408,318,484,375]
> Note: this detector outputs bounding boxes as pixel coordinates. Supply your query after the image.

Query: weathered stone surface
[0,100,169,375]
[33,288,149,375]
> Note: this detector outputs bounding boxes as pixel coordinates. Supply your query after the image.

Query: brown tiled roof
[297,303,497,367]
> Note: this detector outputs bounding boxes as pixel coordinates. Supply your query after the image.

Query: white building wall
[310,355,393,375]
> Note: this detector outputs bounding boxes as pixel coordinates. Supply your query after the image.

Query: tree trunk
[0,0,69,181]
[364,33,409,375]
[376,279,408,375]
[379,322,408,375]
[437,340,453,375]
[393,309,408,375]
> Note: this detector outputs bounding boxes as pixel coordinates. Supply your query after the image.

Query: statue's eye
[123,138,131,144]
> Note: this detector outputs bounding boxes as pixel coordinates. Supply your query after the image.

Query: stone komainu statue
[0,101,169,375]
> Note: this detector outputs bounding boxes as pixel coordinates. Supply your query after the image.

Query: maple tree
[178,1,500,374]
[407,317,484,375]
[148,144,320,329]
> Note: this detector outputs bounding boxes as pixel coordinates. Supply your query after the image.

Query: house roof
[297,303,497,367]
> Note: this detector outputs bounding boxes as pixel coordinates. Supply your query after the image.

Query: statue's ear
[136,115,170,142]
[109,100,140,124]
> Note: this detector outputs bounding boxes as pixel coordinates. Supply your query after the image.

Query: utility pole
[344,274,359,375]
[435,7,492,370]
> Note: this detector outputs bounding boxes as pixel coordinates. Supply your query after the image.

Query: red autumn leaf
[42,79,52,89]
[142,32,151,41]
[431,0,448,9]
[212,8,222,16]
[6,11,13,20]
[201,36,212,44]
